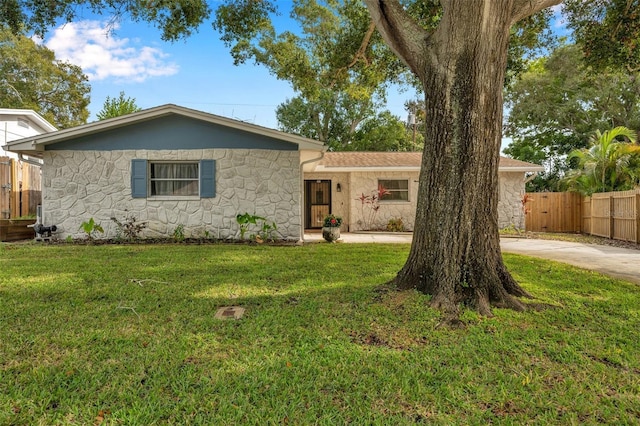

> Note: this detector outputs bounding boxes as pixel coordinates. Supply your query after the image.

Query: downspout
[524,171,539,185]
[299,147,327,243]
[520,171,540,231]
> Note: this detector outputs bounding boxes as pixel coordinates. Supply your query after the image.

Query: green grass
[1,243,639,425]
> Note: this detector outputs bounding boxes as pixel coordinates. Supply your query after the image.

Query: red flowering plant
[323,214,342,228]
[356,184,390,230]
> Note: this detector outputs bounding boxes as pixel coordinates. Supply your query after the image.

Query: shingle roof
[316,152,543,171]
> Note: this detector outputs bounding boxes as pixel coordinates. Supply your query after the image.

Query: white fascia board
[499,166,545,172]
[0,108,57,132]
[313,166,422,172]
[2,139,43,155]
[314,165,545,173]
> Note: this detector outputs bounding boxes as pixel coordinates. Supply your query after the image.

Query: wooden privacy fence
[0,156,41,219]
[524,192,582,233]
[525,189,640,243]
[582,189,640,243]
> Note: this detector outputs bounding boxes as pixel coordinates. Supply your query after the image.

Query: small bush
[386,217,406,232]
[79,218,104,240]
[110,211,147,241]
[172,224,186,242]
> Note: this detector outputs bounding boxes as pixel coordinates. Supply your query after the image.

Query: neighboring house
[303,152,544,232]
[4,104,325,240]
[0,108,57,158]
[4,104,542,241]
[0,109,56,218]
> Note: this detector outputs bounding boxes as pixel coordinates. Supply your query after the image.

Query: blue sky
[40,7,416,129]
[38,2,566,145]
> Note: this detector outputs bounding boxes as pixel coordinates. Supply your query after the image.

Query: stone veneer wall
[42,149,301,240]
[498,171,526,230]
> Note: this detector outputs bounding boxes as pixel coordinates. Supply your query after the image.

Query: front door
[305,180,331,229]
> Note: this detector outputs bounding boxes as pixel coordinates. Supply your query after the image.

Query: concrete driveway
[500,237,640,285]
[305,232,640,285]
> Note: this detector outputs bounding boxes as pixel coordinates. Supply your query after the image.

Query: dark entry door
[305,180,331,229]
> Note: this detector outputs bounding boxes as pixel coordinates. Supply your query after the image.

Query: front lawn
[1,243,638,424]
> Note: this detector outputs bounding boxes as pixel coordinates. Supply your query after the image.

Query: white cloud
[45,21,179,82]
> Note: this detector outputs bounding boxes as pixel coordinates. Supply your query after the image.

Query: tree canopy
[563,0,640,73]
[0,26,90,129]
[504,43,640,191]
[213,0,408,149]
[96,91,142,121]
[0,0,210,42]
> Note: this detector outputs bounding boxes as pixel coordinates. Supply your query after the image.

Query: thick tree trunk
[389,2,533,316]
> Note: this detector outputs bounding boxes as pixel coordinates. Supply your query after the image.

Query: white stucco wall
[305,170,526,232]
[349,171,419,231]
[304,172,350,231]
[305,171,419,231]
[1,111,56,158]
[42,149,301,240]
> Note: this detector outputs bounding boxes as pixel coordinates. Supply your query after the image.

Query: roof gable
[4,104,324,156]
[47,114,301,151]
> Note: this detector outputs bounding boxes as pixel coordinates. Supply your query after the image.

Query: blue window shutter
[200,159,216,198]
[131,159,147,198]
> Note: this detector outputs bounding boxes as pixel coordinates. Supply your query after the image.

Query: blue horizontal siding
[47,115,298,151]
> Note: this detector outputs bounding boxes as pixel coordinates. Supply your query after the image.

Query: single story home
[4,104,543,241]
[4,104,325,241]
[304,152,543,233]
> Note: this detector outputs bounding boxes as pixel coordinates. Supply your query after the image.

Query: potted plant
[322,214,342,242]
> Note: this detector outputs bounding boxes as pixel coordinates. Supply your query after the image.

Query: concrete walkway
[304,232,640,285]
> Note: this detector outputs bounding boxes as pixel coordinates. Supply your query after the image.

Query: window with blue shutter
[131,159,215,198]
[131,159,147,198]
[200,159,216,198]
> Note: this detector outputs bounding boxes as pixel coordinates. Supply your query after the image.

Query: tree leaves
[504,43,640,190]
[564,0,640,72]
[96,92,142,121]
[1,0,210,41]
[0,27,90,128]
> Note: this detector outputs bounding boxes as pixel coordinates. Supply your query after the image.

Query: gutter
[19,153,43,167]
[298,148,327,243]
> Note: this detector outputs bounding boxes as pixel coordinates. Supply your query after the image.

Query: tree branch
[347,20,376,68]
[363,0,430,77]
[510,0,562,25]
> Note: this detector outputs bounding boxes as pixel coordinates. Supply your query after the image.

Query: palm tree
[565,127,640,195]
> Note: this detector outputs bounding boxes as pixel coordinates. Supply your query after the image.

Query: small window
[379,179,409,201]
[150,162,199,196]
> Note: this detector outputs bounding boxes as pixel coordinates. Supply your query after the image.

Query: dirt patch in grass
[522,301,561,312]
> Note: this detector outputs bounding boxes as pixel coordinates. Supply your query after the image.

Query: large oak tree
[362,0,561,319]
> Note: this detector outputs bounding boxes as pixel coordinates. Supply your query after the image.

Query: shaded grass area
[1,243,639,424]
